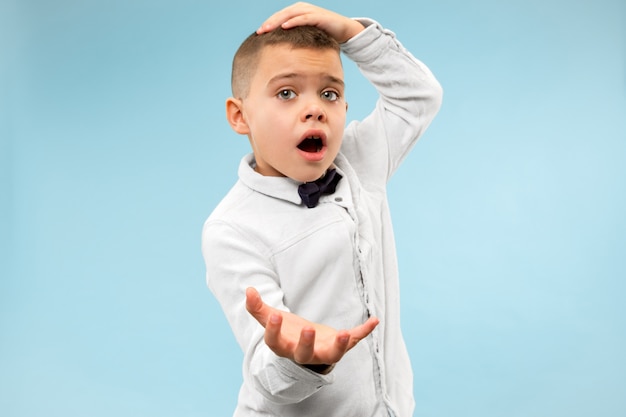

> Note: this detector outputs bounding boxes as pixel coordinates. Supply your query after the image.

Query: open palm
[245,287,379,371]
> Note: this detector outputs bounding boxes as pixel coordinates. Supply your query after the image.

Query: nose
[302,100,326,122]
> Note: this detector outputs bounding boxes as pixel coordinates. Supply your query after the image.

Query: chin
[289,169,326,183]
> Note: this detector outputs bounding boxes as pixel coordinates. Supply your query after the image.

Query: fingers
[295,328,350,366]
[274,10,318,31]
[257,2,316,34]
[256,3,363,43]
[311,327,359,365]
[347,317,380,348]
[246,285,380,367]
[262,311,317,362]
[245,287,262,314]
[247,289,290,356]
[264,312,284,351]
[318,318,378,365]
[293,326,316,364]
[245,287,270,327]
[325,330,350,362]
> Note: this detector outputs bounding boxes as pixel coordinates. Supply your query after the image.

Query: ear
[225,97,250,135]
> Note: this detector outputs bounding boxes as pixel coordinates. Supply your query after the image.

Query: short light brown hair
[231,26,341,98]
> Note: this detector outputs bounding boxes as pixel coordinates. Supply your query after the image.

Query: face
[228,44,347,183]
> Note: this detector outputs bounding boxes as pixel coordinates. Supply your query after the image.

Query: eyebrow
[267,72,345,88]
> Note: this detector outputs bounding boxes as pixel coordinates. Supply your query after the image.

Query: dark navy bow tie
[298,169,342,208]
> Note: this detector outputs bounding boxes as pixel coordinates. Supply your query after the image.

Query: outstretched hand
[245,287,379,373]
[256,2,365,44]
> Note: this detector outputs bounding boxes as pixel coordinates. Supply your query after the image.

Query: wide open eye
[278,89,296,100]
[321,90,339,102]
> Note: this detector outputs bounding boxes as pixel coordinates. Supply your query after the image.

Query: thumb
[245,287,268,325]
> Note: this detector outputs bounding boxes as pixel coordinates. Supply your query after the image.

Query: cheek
[332,111,347,133]
[266,109,294,133]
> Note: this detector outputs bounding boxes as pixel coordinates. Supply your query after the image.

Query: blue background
[1,0,625,416]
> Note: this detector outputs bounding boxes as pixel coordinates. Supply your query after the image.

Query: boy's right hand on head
[245,287,379,373]
[256,2,365,44]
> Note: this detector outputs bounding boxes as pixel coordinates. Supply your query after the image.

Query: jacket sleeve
[202,220,334,404]
[340,18,443,187]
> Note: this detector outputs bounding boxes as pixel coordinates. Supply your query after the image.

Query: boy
[202,3,442,416]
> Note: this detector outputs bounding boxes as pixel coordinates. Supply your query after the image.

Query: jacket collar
[238,153,351,207]
[238,154,304,206]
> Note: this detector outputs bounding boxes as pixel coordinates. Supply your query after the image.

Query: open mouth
[297,136,323,153]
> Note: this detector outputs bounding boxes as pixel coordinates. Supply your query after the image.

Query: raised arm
[341,18,443,183]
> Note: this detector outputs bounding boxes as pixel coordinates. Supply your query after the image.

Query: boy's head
[226,26,348,183]
[231,26,341,99]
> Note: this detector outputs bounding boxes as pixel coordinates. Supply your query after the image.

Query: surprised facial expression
[230,45,347,183]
